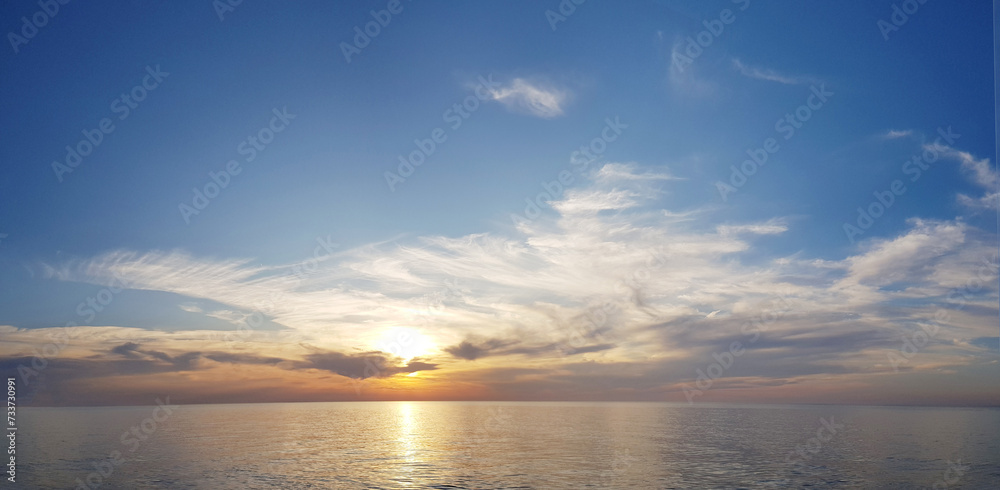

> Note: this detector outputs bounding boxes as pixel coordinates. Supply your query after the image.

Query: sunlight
[394,401,418,485]
[374,327,435,362]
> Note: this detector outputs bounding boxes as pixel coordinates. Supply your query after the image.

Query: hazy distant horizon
[16,398,1000,409]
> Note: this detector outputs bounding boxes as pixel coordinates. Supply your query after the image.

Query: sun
[373,327,435,362]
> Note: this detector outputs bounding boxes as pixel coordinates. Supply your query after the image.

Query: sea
[11,402,1000,489]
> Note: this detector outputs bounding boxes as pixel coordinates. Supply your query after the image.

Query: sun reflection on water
[395,402,418,486]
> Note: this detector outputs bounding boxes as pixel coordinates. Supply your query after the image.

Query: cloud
[931,143,997,188]
[444,338,515,360]
[294,350,437,378]
[551,188,641,214]
[930,143,998,210]
[717,218,788,236]
[204,309,248,324]
[593,163,680,184]
[668,39,719,98]
[881,129,914,139]
[731,59,815,85]
[110,342,142,358]
[839,219,967,288]
[487,78,568,118]
[956,192,1000,210]
[562,343,616,355]
[443,335,612,361]
[101,341,437,379]
[20,157,999,405]
[178,304,202,313]
[670,54,815,97]
[43,163,994,363]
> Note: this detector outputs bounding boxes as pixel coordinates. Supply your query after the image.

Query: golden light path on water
[396,402,417,486]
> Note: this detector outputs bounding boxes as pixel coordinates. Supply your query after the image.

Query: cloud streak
[732,59,816,85]
[929,143,999,210]
[488,78,568,118]
[881,129,914,139]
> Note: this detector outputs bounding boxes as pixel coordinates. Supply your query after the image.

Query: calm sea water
[13,402,1000,488]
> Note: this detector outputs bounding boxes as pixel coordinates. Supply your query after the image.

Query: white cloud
[204,309,249,324]
[956,192,999,210]
[732,59,813,85]
[840,219,967,288]
[930,143,997,189]
[593,163,679,184]
[178,304,203,313]
[881,129,913,139]
[930,143,999,210]
[551,189,640,215]
[717,218,788,236]
[488,78,568,118]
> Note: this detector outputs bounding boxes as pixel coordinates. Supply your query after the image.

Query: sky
[0,1,997,407]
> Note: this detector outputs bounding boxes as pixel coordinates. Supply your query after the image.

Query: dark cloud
[445,341,491,360]
[110,342,142,357]
[444,338,518,360]
[99,342,439,379]
[294,350,437,378]
[445,337,613,360]
[0,342,445,406]
[108,343,204,370]
[203,352,287,365]
[561,343,616,356]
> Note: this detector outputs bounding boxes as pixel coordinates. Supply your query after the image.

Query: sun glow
[374,327,435,362]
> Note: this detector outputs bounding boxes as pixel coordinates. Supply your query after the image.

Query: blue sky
[0,1,997,406]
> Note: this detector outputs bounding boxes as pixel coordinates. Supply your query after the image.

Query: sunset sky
[1,1,997,406]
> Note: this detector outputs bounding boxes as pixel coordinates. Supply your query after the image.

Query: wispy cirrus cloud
[881,129,914,139]
[668,39,719,98]
[487,78,569,118]
[593,162,680,184]
[717,218,788,236]
[930,143,999,210]
[731,59,817,85]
